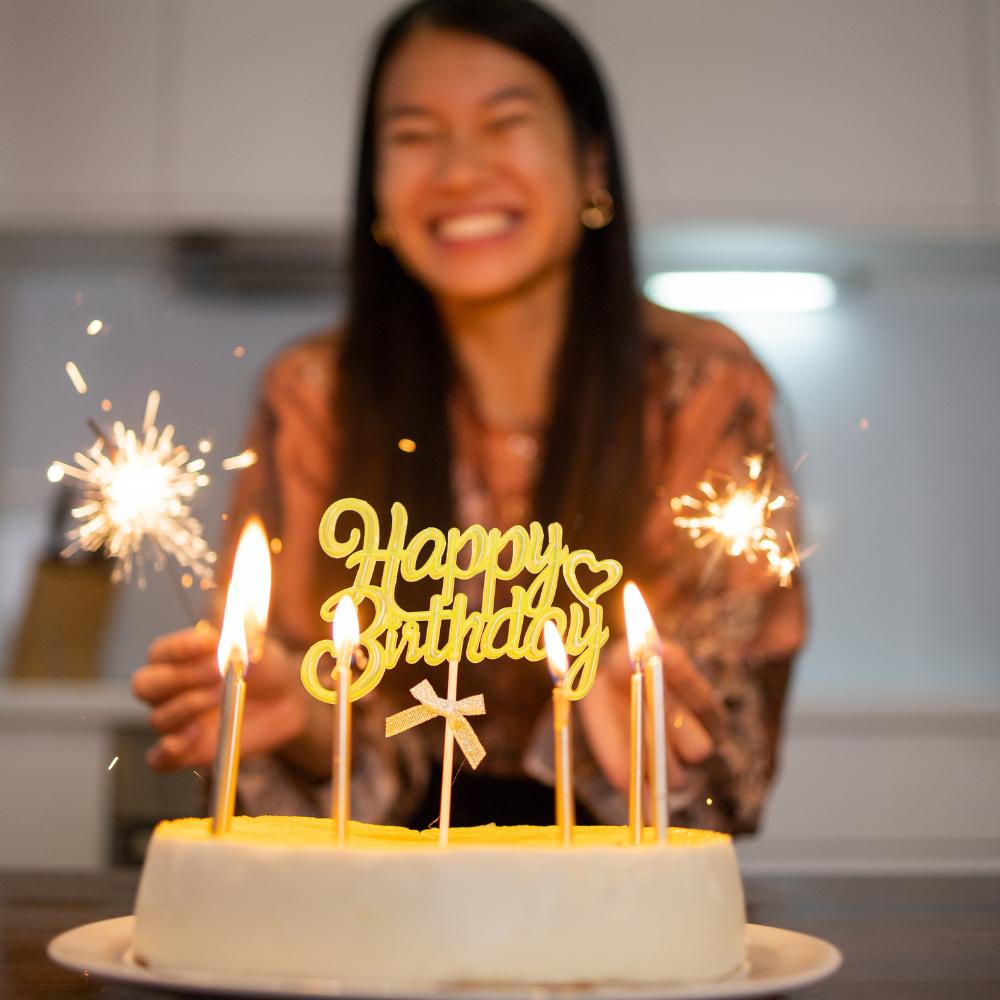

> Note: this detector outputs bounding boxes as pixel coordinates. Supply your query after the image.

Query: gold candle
[211,653,246,834]
[624,582,669,845]
[211,518,271,836]
[544,622,575,846]
[627,667,644,845]
[331,596,359,845]
[643,654,669,843]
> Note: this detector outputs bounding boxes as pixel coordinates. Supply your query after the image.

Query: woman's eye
[386,130,439,146]
[488,114,530,132]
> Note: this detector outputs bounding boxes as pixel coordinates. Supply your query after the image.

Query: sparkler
[51,390,216,588]
[671,454,801,586]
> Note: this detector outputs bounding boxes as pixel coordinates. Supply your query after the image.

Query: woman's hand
[132,624,311,772]
[577,637,723,796]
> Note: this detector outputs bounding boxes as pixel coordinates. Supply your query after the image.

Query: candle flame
[623,581,660,665]
[332,595,360,650]
[229,516,272,663]
[543,620,568,683]
[217,574,249,676]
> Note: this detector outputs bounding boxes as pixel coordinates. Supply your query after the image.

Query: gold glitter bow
[385,679,487,769]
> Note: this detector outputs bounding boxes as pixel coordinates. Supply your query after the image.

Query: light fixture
[644,271,837,314]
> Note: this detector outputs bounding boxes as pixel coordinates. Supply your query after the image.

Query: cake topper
[300,498,623,705]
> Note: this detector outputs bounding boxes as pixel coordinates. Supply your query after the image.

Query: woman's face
[373,27,602,305]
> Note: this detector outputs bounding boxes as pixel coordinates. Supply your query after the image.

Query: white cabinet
[166,0,394,228]
[587,0,982,229]
[0,0,997,234]
[0,681,145,869]
[164,0,596,228]
[0,0,164,226]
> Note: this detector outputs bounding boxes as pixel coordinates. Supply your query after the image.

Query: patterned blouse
[227,300,806,835]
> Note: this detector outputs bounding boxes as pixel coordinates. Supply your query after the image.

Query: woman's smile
[430,208,524,247]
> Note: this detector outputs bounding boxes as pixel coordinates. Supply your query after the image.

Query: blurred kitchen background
[1,0,998,872]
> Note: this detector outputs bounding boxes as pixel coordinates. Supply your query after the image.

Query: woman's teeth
[435,211,517,242]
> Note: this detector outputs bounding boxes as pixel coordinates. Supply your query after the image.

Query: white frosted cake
[133,816,747,986]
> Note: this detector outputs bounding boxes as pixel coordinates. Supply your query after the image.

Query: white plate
[48,916,841,999]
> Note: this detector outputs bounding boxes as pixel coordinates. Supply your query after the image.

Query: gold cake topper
[300,498,622,703]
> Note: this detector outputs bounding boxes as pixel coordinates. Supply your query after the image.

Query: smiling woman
[131,0,806,835]
[373,37,598,303]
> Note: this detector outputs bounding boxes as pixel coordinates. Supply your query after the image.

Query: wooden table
[3,871,999,998]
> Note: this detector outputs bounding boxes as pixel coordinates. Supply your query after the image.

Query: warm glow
[104,447,172,524]
[543,620,568,683]
[623,581,659,665]
[716,490,762,554]
[230,516,272,662]
[332,595,360,652]
[397,438,417,453]
[47,463,65,483]
[86,319,104,336]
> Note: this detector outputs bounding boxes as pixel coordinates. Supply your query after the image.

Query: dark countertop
[3,870,999,999]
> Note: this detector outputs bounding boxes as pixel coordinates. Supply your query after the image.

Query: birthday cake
[128,496,781,988]
[133,816,746,986]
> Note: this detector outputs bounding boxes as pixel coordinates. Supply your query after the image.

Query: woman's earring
[371,217,397,247]
[581,188,614,229]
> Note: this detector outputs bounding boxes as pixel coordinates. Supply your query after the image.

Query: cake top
[156,816,731,850]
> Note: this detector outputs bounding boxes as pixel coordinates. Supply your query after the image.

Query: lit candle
[331,595,359,845]
[211,518,272,835]
[543,622,574,846]
[624,582,669,845]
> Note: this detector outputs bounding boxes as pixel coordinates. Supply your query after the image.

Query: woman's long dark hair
[337,0,647,581]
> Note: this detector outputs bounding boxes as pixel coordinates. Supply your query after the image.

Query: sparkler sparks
[51,391,216,587]
[671,454,802,586]
[221,449,257,471]
[65,362,88,394]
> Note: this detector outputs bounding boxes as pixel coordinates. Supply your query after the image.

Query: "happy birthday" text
[300,498,622,702]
